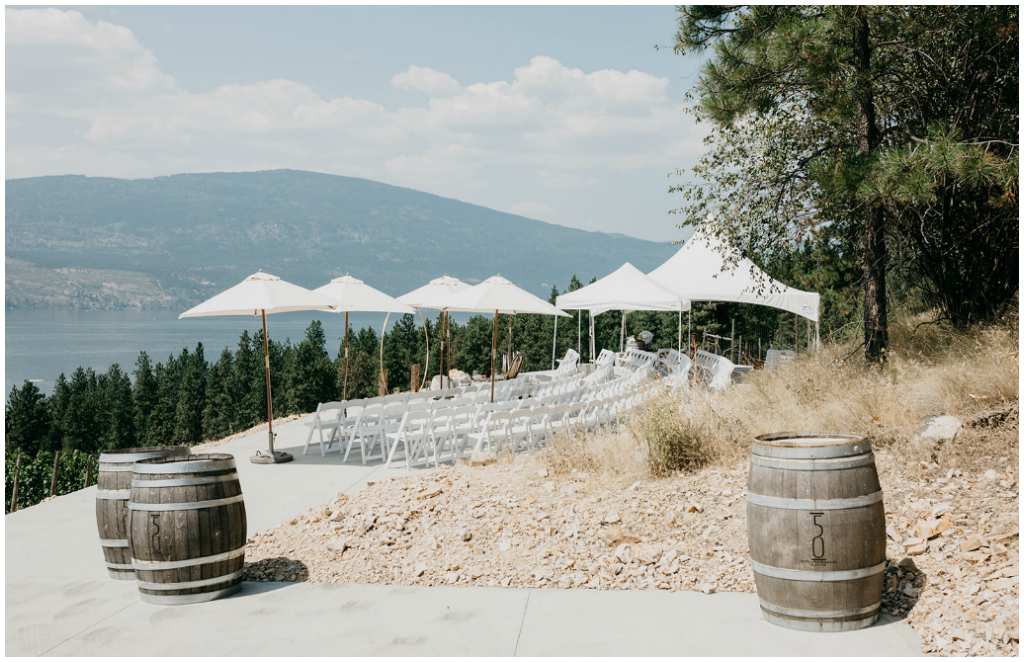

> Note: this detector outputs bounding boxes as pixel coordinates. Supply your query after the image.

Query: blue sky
[6,6,708,242]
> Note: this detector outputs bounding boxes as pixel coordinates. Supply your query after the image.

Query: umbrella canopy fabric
[313,274,415,314]
[647,218,820,321]
[397,275,471,310]
[443,275,570,316]
[179,270,341,319]
[555,262,690,315]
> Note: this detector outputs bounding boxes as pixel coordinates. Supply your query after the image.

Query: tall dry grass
[562,309,1019,477]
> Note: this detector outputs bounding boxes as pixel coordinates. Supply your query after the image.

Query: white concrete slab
[6,412,925,657]
[515,586,923,657]
[40,583,530,657]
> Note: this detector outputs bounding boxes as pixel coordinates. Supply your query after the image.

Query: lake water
[4,308,458,396]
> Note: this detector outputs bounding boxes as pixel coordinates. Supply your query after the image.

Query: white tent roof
[314,274,415,314]
[647,220,820,322]
[443,275,569,316]
[397,275,471,310]
[179,270,340,318]
[555,263,691,315]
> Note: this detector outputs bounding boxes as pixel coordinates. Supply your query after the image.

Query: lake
[4,308,458,396]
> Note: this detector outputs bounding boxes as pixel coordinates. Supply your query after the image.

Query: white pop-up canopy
[556,262,692,356]
[555,263,691,315]
[647,220,820,322]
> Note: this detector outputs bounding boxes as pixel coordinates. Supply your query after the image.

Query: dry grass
[591,309,1019,477]
[547,428,647,478]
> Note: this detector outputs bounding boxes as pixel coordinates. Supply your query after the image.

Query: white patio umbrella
[179,270,340,464]
[314,274,415,401]
[398,275,470,390]
[443,275,569,402]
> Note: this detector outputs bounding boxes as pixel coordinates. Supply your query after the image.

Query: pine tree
[101,364,136,450]
[204,348,235,440]
[4,381,51,457]
[132,352,158,447]
[173,343,207,446]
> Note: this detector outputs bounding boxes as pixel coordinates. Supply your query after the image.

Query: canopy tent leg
[508,313,513,375]
[678,308,682,355]
[447,311,452,384]
[551,315,559,370]
[815,320,821,350]
[688,310,692,357]
[619,311,627,352]
[589,313,596,362]
[439,310,446,390]
[577,310,581,357]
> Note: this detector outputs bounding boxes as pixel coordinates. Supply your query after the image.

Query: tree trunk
[50,450,62,497]
[854,7,889,363]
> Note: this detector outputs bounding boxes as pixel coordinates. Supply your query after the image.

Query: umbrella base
[250,450,293,464]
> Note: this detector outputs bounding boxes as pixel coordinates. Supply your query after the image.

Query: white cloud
[391,65,462,97]
[5,8,705,239]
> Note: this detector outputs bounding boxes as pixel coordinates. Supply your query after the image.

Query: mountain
[5,170,677,309]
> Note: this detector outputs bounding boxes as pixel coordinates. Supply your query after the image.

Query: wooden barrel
[746,432,886,632]
[127,453,247,605]
[95,446,188,580]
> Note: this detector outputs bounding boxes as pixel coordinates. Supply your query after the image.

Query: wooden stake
[411,364,419,393]
[83,453,93,489]
[50,450,62,497]
[10,454,21,513]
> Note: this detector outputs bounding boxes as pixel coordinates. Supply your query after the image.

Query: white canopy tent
[647,218,821,348]
[555,262,692,359]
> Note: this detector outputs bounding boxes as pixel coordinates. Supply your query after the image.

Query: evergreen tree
[101,364,136,450]
[204,348,235,440]
[47,374,70,452]
[62,367,103,455]
[132,352,158,447]
[291,320,337,413]
[4,381,51,457]
[173,343,207,446]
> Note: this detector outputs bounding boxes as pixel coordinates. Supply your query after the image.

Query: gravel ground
[241,445,1018,656]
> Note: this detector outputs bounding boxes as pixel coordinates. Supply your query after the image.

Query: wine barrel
[746,432,886,632]
[127,453,247,605]
[95,446,188,580]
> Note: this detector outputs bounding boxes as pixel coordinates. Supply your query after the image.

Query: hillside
[5,170,677,309]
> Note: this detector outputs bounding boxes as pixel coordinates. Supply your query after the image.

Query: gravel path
[242,446,1018,656]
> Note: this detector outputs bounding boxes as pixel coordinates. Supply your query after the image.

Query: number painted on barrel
[811,512,825,559]
[150,513,162,554]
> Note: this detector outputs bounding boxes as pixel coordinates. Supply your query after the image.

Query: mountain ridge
[5,169,678,309]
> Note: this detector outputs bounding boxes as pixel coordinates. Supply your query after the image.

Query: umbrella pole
[578,311,581,357]
[447,311,452,386]
[439,311,445,390]
[688,310,692,358]
[490,310,498,403]
[343,311,349,401]
[678,308,682,355]
[507,313,512,374]
[251,309,292,464]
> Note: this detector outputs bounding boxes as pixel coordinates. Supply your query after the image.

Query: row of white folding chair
[302,395,394,456]
[342,397,476,463]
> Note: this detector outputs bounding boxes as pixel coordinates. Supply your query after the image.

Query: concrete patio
[6,415,923,656]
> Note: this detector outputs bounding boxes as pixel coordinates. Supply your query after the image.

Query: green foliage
[5,449,97,513]
[671,5,1019,334]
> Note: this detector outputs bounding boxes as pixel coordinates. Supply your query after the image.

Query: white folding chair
[344,404,386,464]
[468,410,511,454]
[507,410,533,456]
[302,401,345,456]
[384,410,432,469]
